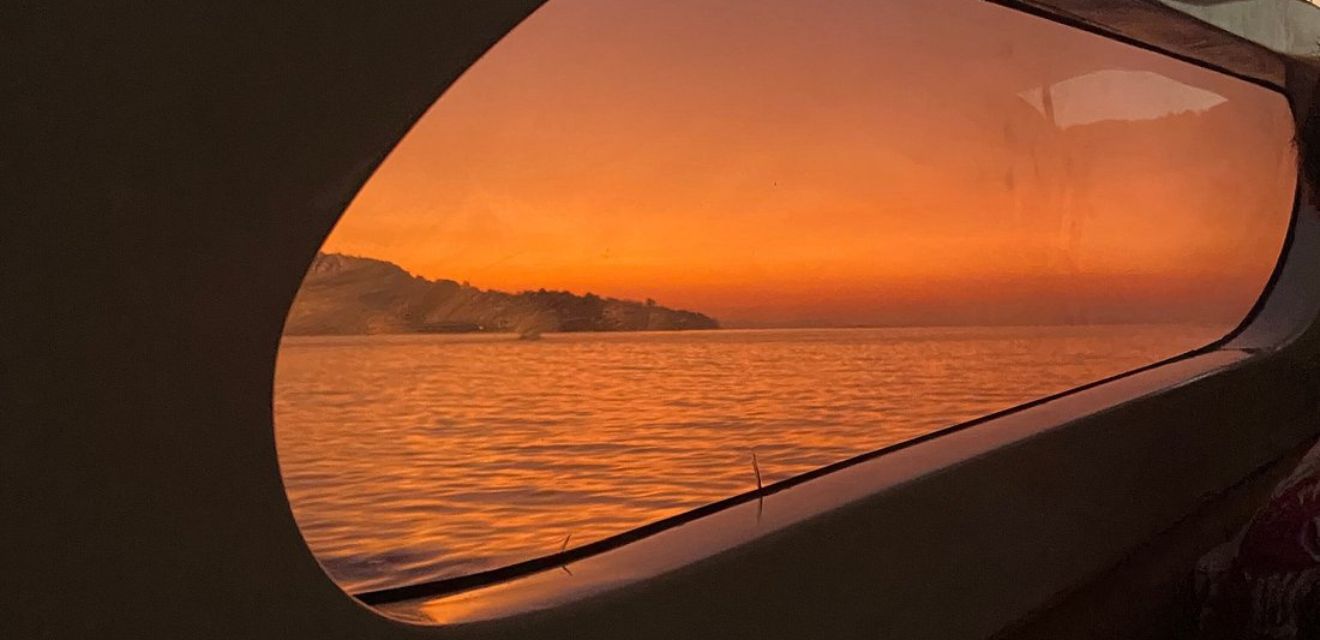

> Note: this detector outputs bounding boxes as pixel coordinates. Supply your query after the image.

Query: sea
[274,324,1219,593]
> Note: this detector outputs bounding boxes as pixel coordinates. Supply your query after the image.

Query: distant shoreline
[282,321,1221,339]
[284,252,720,335]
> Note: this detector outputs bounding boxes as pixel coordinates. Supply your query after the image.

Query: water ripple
[275,325,1216,592]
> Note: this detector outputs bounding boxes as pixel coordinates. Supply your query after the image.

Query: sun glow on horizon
[320,0,1294,328]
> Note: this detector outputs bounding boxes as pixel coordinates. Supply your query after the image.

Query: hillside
[283,253,719,335]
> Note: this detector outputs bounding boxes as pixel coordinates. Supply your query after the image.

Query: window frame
[337,3,1316,629]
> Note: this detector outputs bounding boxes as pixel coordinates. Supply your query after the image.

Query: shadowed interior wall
[2,3,547,638]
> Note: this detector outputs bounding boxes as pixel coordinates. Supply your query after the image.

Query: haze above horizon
[319,0,1294,328]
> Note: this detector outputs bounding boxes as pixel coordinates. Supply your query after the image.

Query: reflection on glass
[275,0,1295,593]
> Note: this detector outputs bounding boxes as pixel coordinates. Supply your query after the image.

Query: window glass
[275,0,1295,594]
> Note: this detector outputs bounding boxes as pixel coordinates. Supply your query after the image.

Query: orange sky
[322,0,1295,327]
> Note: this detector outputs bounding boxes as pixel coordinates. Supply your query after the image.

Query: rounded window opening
[275,0,1295,601]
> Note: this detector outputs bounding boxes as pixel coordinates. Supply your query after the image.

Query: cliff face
[283,253,719,335]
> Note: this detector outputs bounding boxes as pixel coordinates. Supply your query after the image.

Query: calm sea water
[275,324,1217,593]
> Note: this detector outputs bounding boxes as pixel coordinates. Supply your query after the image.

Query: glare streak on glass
[275,0,1295,593]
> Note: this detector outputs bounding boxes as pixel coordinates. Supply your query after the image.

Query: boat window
[274,0,1295,596]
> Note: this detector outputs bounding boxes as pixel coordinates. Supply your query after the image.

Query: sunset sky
[321,0,1295,327]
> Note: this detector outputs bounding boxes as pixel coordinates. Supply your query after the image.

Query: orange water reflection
[278,325,1226,592]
